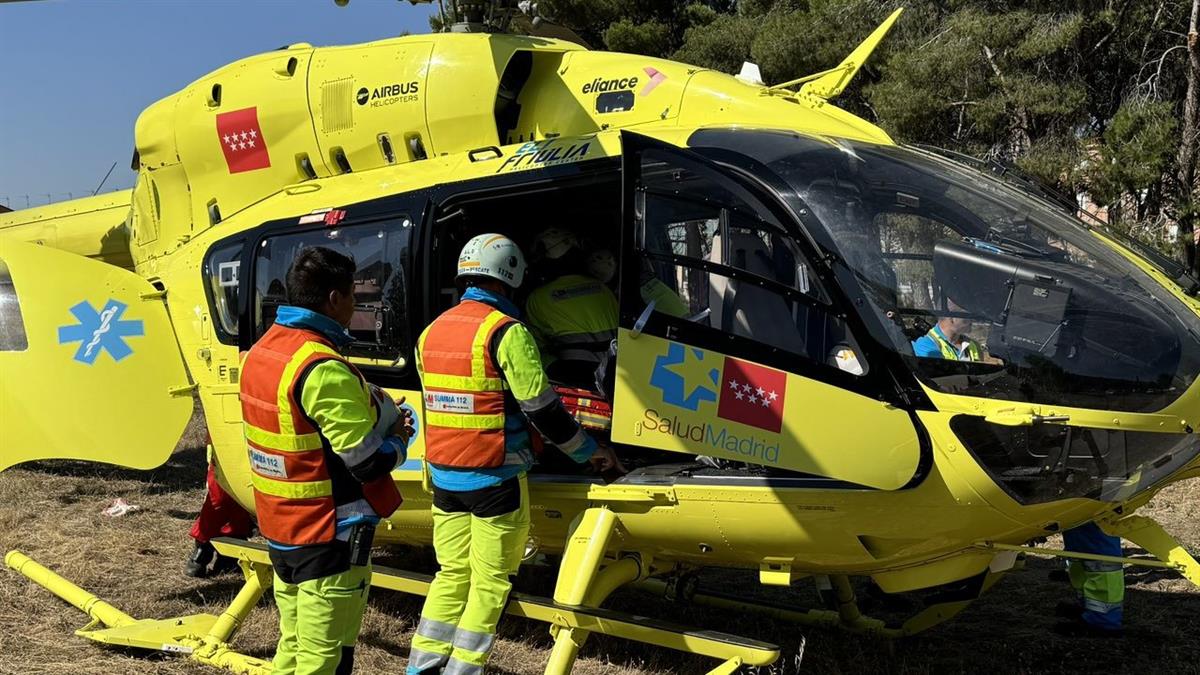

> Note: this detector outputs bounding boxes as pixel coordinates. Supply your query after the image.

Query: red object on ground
[190,463,254,543]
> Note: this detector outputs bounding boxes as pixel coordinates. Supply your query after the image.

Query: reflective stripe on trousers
[1063,522,1124,630]
[405,476,531,675]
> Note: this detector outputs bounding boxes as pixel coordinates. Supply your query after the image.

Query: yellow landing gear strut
[974,511,1200,585]
[5,549,274,674]
[5,521,779,674]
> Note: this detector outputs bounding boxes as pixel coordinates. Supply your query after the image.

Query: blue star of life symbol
[57,299,145,365]
[649,342,720,411]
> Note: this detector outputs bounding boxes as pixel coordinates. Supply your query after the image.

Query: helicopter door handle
[468,146,503,162]
[630,300,657,339]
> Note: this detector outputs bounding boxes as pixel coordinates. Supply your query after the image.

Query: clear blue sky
[0,0,436,210]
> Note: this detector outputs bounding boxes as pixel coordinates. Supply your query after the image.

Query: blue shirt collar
[275,305,354,347]
[462,286,521,319]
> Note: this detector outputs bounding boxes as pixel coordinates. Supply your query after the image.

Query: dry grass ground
[1,413,1198,674]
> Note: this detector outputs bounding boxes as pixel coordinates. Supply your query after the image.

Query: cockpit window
[690,129,1200,413]
[636,149,865,374]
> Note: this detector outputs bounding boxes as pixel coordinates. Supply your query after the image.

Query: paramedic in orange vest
[406,234,622,675]
[240,246,412,675]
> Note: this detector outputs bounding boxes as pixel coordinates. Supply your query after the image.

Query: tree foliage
[434,1,1200,263]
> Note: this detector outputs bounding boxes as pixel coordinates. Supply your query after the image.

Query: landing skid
[974,511,1200,585]
[637,566,1009,639]
[4,515,780,674]
[636,511,1200,639]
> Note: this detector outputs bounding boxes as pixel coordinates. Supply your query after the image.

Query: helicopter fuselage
[3,29,1199,603]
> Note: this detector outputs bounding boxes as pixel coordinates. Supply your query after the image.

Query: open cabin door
[0,239,193,472]
[609,133,922,490]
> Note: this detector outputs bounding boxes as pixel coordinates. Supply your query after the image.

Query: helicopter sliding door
[609,133,922,489]
[0,239,194,472]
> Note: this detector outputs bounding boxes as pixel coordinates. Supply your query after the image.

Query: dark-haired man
[239,246,412,674]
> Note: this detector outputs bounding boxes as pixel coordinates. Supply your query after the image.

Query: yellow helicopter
[3,3,1200,674]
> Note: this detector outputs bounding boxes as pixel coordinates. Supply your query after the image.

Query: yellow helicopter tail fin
[0,239,194,473]
[798,7,903,101]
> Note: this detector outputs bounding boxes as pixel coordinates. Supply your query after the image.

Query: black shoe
[209,554,241,577]
[1048,569,1070,583]
[1053,619,1124,639]
[185,542,215,578]
[1054,601,1083,620]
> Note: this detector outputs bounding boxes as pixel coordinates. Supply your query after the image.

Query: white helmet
[586,249,617,284]
[457,234,527,288]
[532,227,579,262]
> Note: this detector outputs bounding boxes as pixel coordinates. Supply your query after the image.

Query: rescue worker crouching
[524,228,620,386]
[407,233,623,675]
[240,247,413,674]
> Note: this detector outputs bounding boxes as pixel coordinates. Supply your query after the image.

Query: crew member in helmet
[585,248,689,319]
[524,228,620,385]
[407,234,623,675]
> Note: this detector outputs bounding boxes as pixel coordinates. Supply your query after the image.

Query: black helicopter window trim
[238,200,427,390]
[682,135,937,412]
[623,133,918,409]
[420,158,623,328]
[247,217,412,345]
[640,250,830,314]
[202,233,246,346]
[636,188,830,306]
[638,187,790,238]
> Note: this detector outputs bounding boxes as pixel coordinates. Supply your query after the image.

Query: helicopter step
[210,530,782,675]
[3,535,781,674]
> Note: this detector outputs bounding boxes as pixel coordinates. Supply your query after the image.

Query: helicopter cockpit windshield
[690,129,1200,416]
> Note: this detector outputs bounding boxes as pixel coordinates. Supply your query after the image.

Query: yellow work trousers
[407,477,530,675]
[272,564,371,675]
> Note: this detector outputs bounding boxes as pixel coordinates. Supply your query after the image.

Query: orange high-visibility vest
[240,323,401,546]
[416,300,516,468]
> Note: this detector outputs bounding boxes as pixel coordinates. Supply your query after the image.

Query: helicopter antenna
[92,161,118,196]
[767,8,902,100]
[434,0,448,31]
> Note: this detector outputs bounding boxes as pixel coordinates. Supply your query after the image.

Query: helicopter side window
[252,217,414,363]
[0,256,28,352]
[637,155,861,373]
[203,239,243,342]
